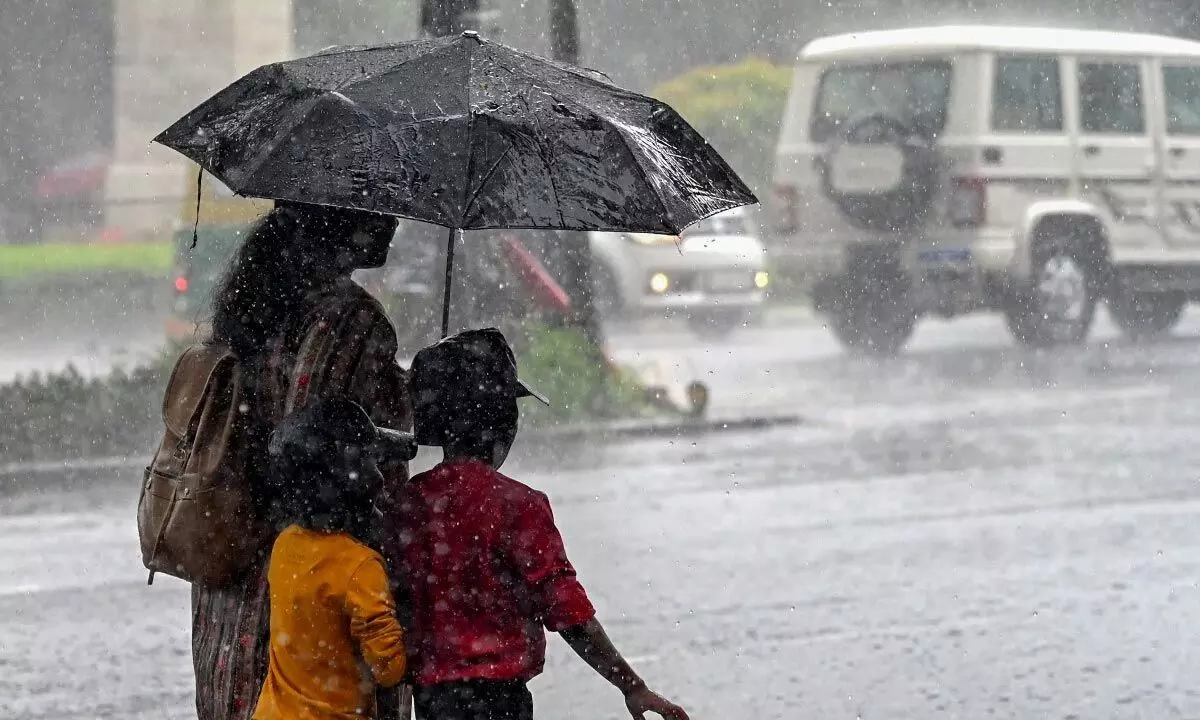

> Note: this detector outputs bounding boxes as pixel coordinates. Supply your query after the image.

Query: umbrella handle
[441,227,457,338]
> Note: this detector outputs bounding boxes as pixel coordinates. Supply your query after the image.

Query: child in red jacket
[388,328,689,720]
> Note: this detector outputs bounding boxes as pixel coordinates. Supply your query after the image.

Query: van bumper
[787,230,1021,317]
[773,229,1017,286]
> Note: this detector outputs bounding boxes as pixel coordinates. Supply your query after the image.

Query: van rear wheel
[1108,290,1185,340]
[827,303,916,355]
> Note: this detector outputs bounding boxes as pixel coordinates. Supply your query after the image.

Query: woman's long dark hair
[209,202,392,360]
[210,209,325,361]
[208,206,346,523]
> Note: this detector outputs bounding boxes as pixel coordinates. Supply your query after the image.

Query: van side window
[1077,62,1145,134]
[992,56,1062,132]
[1164,66,1200,135]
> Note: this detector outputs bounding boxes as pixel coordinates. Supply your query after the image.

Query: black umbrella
[155,31,756,335]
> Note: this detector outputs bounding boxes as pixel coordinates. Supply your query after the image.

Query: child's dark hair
[267,397,380,537]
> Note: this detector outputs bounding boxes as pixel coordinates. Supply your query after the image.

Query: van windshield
[811,60,952,142]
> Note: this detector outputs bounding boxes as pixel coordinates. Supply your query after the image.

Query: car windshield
[683,212,747,237]
[810,60,953,142]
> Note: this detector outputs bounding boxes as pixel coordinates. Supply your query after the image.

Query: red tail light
[949,177,987,227]
[774,184,799,235]
[174,275,189,293]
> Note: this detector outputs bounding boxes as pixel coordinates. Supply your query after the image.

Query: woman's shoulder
[302,279,396,341]
[310,278,389,318]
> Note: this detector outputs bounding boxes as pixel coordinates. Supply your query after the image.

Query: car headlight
[754,271,770,289]
[649,272,670,293]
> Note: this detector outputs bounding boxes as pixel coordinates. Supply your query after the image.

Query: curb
[0,413,805,483]
[530,412,804,442]
[0,455,143,498]
[0,454,143,478]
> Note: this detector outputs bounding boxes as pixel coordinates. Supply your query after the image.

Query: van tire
[821,251,916,355]
[1005,232,1103,347]
[1108,290,1186,340]
[827,303,916,355]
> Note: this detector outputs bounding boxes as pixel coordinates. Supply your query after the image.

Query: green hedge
[0,363,167,465]
[653,59,793,197]
[0,241,172,280]
[0,326,662,465]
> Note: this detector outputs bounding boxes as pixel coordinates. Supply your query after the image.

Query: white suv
[772,25,1200,353]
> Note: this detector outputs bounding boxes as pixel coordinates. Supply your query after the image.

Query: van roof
[801,25,1200,62]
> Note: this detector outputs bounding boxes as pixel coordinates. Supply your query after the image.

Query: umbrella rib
[607,121,675,234]
[524,94,567,227]
[233,92,330,191]
[476,58,568,226]
[494,47,650,111]
[498,43,632,93]
[460,42,477,229]
[485,58,674,230]
[309,36,450,64]
[336,40,460,94]
[462,143,516,226]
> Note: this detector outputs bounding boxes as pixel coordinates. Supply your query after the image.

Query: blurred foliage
[0,241,172,279]
[653,59,793,197]
[0,363,167,465]
[516,323,663,427]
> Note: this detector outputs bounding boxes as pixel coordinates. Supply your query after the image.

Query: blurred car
[589,207,769,337]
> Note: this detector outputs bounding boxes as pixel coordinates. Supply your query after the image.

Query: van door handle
[1083,145,1101,157]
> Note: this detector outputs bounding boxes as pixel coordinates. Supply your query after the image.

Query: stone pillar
[106,0,292,238]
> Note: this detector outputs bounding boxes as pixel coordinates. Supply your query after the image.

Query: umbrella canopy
[154,31,756,236]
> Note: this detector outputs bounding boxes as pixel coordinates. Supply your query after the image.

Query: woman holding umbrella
[157,30,756,720]
[191,200,411,720]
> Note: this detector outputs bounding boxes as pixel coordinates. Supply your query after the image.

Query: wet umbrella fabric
[155,31,757,333]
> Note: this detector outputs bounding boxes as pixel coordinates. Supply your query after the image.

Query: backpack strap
[284,289,362,414]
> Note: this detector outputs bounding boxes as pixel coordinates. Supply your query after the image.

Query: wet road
[5,313,1200,718]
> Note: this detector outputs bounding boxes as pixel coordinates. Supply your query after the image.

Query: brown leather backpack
[137,343,267,587]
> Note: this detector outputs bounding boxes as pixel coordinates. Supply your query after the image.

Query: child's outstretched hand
[624,686,691,720]
[559,618,691,720]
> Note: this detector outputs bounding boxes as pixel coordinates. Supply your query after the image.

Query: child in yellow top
[253,397,415,720]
